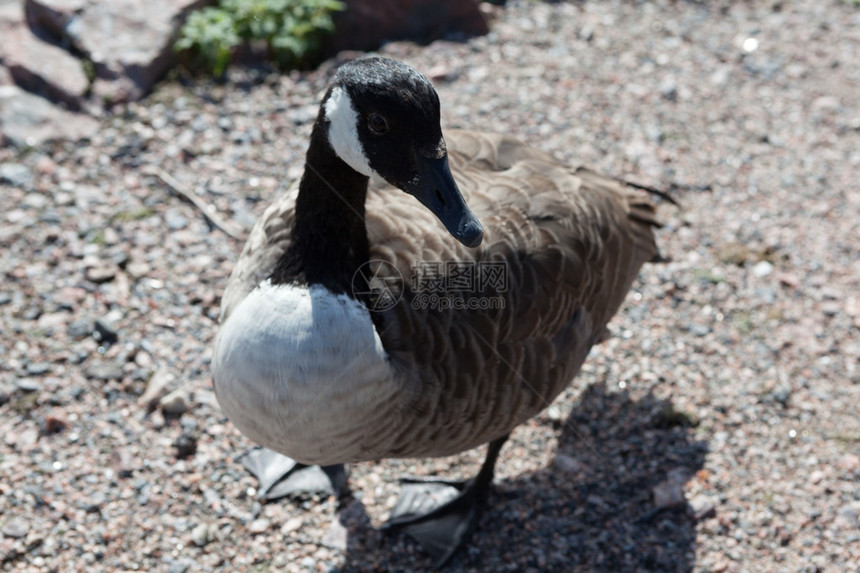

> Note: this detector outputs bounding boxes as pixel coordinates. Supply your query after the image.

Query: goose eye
[367,113,388,135]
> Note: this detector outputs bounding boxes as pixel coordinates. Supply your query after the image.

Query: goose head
[322,57,484,248]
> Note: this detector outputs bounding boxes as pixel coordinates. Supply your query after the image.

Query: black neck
[270,127,371,295]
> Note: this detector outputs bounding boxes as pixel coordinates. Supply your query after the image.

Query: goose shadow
[334,382,709,572]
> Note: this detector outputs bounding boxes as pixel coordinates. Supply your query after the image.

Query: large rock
[1,0,490,147]
[0,84,98,147]
[327,0,489,53]
[25,0,210,103]
[0,2,90,109]
[24,0,85,34]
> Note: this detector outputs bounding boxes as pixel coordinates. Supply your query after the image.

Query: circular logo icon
[352,259,403,312]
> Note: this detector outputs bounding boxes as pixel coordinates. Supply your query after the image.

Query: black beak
[404,154,484,248]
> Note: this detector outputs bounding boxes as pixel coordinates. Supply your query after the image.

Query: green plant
[175,0,345,76]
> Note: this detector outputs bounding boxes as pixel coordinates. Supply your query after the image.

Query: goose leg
[383,434,509,566]
[237,448,348,501]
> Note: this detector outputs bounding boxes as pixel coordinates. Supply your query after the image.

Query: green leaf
[176,0,346,75]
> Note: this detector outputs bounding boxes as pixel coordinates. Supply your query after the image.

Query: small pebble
[166,558,196,573]
[2,517,30,539]
[281,517,303,534]
[85,263,118,283]
[653,468,690,510]
[248,518,271,534]
[173,431,197,458]
[85,361,125,381]
[690,495,717,521]
[93,317,120,346]
[190,522,217,547]
[41,415,67,435]
[160,388,191,416]
[139,367,176,409]
[16,378,42,393]
[26,362,51,375]
[837,453,859,472]
[752,261,774,278]
[554,453,584,474]
[321,519,348,550]
[0,163,34,188]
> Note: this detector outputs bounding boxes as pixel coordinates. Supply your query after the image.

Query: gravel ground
[2,0,859,571]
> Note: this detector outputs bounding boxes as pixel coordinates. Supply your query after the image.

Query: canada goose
[212,56,665,565]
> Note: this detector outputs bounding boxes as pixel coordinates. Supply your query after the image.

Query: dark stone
[41,415,67,435]
[0,84,98,148]
[325,0,488,54]
[93,316,119,345]
[173,431,197,458]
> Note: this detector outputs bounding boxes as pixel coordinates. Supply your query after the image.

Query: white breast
[212,281,400,464]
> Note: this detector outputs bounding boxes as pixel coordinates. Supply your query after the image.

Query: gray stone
[2,517,30,539]
[690,323,712,337]
[652,467,690,510]
[553,453,584,474]
[25,362,51,376]
[0,85,98,147]
[85,360,125,381]
[165,558,195,573]
[164,207,188,230]
[0,163,34,188]
[16,378,42,393]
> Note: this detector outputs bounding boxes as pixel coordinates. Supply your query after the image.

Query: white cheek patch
[324,86,380,179]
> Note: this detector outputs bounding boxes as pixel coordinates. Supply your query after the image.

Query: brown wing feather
[364,130,659,457]
[219,129,660,459]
